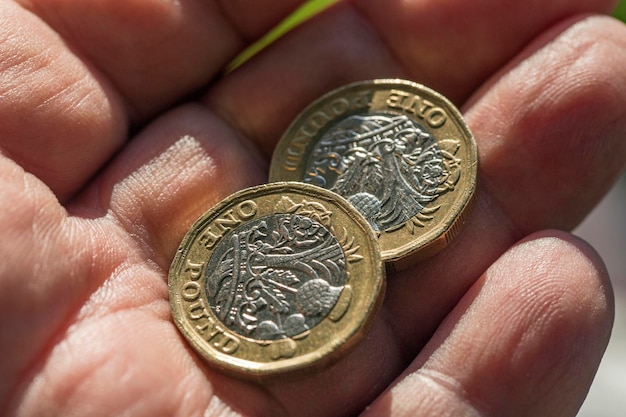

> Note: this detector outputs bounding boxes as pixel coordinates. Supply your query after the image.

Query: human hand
[1,0,625,416]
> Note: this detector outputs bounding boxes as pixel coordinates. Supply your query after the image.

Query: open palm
[1,1,625,416]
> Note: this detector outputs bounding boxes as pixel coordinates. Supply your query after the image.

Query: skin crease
[0,0,624,416]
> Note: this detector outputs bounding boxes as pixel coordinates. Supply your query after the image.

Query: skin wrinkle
[107,134,218,266]
[204,396,252,417]
[519,23,622,128]
[36,69,99,121]
[401,368,483,417]
[100,104,271,272]
[0,2,128,201]
[74,256,167,322]
[187,103,270,184]
[16,174,73,297]
[554,26,626,164]
[13,0,328,132]
[495,284,569,372]
[0,47,88,132]
[9,36,604,417]
[23,310,196,417]
[0,12,51,75]
[461,14,604,112]
[165,361,219,417]
[61,317,160,416]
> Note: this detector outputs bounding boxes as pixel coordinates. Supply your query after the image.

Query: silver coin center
[304,113,444,231]
[206,214,347,340]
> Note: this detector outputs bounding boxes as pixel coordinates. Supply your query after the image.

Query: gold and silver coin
[169,182,384,379]
[269,79,478,267]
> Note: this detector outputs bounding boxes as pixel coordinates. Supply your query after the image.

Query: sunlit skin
[1,0,625,416]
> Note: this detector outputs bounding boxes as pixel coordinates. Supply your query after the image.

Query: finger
[1,0,306,200]
[0,155,109,409]
[21,0,309,120]
[362,232,613,417]
[72,103,269,268]
[0,0,127,201]
[466,14,626,232]
[384,14,626,356]
[354,0,616,103]
[204,0,614,153]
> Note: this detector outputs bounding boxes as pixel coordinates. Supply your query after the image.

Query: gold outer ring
[269,79,478,268]
[169,182,385,380]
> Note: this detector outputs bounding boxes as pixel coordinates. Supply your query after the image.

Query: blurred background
[254,1,626,414]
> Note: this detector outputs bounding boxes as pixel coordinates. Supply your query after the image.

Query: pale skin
[1,0,625,416]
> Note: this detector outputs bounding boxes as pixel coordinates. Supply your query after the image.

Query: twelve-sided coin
[269,79,478,267]
[169,182,384,379]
